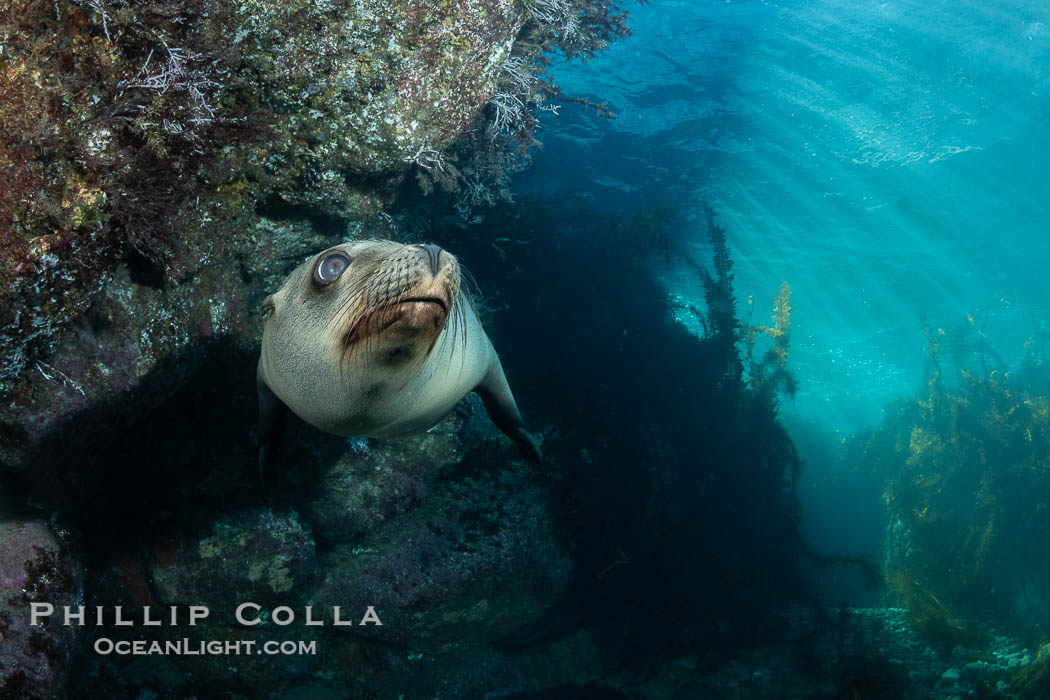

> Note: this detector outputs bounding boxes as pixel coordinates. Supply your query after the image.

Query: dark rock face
[305,412,463,542]
[0,217,336,472]
[150,508,318,612]
[314,461,572,649]
[0,521,83,699]
[11,359,567,698]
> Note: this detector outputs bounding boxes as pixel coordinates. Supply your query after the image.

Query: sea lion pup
[256,240,541,475]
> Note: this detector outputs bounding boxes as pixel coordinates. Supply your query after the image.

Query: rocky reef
[0,0,632,463]
[1,1,632,697]
[48,397,572,698]
[0,520,83,697]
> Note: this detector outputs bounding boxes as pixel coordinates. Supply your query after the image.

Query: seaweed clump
[741,281,797,402]
[677,205,797,407]
[862,315,1050,646]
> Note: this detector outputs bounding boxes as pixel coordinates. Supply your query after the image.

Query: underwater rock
[0,520,83,698]
[0,217,336,472]
[278,685,345,700]
[232,0,526,209]
[306,404,479,542]
[307,438,440,544]
[312,460,571,651]
[149,508,317,612]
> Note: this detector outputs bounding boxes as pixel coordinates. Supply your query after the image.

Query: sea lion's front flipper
[475,360,542,463]
[256,367,287,484]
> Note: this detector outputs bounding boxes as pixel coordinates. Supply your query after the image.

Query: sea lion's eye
[315,253,350,284]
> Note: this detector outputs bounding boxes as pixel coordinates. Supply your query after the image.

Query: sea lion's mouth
[373,296,449,333]
[395,296,447,312]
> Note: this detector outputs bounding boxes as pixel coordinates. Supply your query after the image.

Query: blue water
[520,0,1050,435]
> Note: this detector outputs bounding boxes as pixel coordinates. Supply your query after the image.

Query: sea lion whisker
[334,270,384,339]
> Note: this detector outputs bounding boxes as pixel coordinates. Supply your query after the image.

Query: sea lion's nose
[419,243,442,275]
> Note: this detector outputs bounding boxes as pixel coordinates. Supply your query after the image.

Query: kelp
[742,280,797,404]
[863,314,1050,644]
[677,204,796,406]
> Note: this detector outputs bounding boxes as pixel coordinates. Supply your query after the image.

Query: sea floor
[481,606,1036,700]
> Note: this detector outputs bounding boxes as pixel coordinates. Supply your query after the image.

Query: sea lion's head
[258,238,540,464]
[262,240,463,375]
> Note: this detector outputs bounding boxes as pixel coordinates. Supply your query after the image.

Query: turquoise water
[524,0,1050,434]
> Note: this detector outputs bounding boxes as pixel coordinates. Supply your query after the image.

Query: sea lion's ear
[474,361,543,464]
[261,295,276,320]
